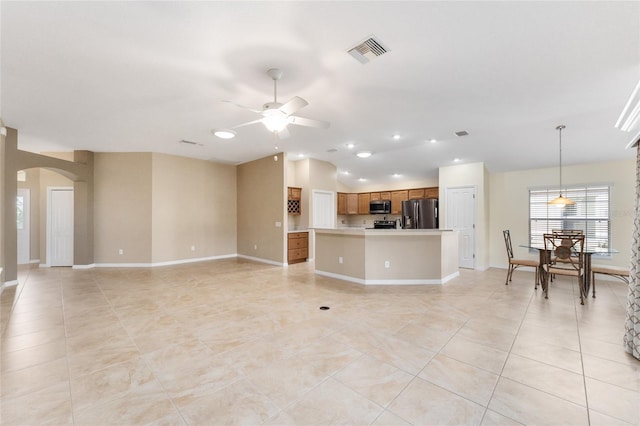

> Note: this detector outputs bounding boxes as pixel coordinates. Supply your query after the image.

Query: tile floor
[1,259,638,425]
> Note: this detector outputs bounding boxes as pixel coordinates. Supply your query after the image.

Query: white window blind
[529,186,610,252]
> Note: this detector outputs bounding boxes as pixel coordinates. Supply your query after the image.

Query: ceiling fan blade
[277,127,291,139]
[232,118,264,129]
[288,115,330,129]
[279,96,308,115]
[221,100,261,113]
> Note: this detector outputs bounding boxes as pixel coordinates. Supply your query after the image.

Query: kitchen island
[314,228,459,285]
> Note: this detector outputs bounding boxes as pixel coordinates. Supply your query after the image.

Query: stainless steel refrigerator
[401,199,438,229]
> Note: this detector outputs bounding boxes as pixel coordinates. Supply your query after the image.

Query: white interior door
[48,188,74,267]
[446,186,476,269]
[17,188,30,265]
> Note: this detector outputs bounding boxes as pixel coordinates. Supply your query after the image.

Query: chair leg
[592,271,596,298]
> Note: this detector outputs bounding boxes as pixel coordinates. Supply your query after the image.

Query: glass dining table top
[520,244,618,255]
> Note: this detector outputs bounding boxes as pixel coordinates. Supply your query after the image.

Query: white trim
[1,280,19,295]
[236,254,284,267]
[314,270,459,285]
[72,264,96,269]
[93,253,238,268]
[29,259,40,264]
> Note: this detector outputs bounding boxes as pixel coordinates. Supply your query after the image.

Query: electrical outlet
[254,244,258,250]
[339,256,343,264]
[275,221,282,227]
[118,249,123,255]
[191,245,195,251]
[384,260,390,268]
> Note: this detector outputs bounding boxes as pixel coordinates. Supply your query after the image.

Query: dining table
[520,244,618,302]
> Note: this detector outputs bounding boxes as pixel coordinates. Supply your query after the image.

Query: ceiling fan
[217,68,330,139]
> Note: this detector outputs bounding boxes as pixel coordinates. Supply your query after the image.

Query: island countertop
[314,228,459,285]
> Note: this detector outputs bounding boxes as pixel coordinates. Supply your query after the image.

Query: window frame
[528,185,611,255]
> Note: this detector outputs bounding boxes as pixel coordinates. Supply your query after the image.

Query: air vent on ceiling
[180,139,203,146]
[348,36,389,64]
[326,148,338,153]
[455,131,469,137]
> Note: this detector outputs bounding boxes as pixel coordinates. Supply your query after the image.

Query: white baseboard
[1,279,19,295]
[314,269,459,285]
[94,253,238,268]
[236,254,284,267]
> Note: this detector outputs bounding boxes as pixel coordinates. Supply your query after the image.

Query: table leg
[582,253,592,304]
[538,249,549,298]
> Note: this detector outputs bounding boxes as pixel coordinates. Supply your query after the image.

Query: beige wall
[439,162,490,270]
[151,153,237,263]
[490,158,635,270]
[94,153,153,263]
[0,120,5,282]
[237,153,285,263]
[17,169,41,262]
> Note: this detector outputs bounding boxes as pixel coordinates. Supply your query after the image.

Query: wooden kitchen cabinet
[408,188,425,199]
[424,187,438,198]
[288,232,308,264]
[287,187,302,215]
[391,190,408,215]
[337,192,347,215]
[380,191,391,200]
[357,193,371,214]
[346,193,358,215]
[370,192,380,201]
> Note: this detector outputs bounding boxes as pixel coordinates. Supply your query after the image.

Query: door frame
[46,186,74,267]
[445,185,477,269]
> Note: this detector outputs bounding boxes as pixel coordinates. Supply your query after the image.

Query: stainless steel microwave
[369,199,391,214]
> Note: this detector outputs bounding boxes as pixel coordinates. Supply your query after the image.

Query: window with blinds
[529,186,610,252]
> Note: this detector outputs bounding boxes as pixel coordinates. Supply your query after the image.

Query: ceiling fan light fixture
[213,129,236,139]
[262,110,289,133]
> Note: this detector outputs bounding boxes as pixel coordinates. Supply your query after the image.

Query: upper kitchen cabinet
[408,188,425,199]
[337,192,347,215]
[287,187,301,215]
[357,193,371,215]
[391,190,408,214]
[346,193,358,215]
[424,187,438,198]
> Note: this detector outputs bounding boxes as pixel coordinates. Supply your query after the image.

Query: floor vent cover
[348,36,389,64]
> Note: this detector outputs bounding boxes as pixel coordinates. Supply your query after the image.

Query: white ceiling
[2,1,639,189]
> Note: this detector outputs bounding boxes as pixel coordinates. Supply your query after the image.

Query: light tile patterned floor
[1,259,638,425]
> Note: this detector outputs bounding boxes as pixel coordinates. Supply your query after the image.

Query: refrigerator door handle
[414,201,419,229]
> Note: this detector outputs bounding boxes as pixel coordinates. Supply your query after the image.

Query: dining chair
[590,265,629,298]
[503,230,540,288]
[542,233,586,304]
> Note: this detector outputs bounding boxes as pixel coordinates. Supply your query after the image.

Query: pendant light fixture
[548,124,575,205]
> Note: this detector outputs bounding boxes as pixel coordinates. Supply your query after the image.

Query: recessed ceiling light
[453,158,461,162]
[356,151,372,158]
[213,129,236,139]
[392,173,401,178]
[393,134,401,140]
[342,170,350,175]
[358,178,367,182]
[298,154,305,158]
[346,143,355,149]
[429,139,437,143]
